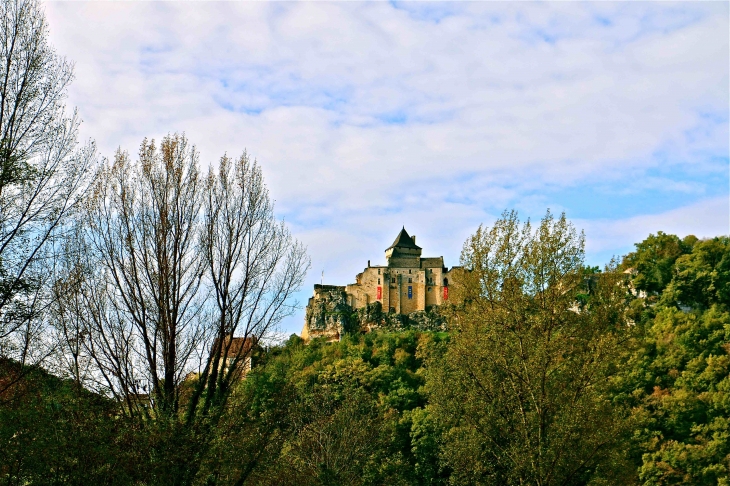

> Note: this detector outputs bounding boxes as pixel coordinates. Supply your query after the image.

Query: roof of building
[386,227,422,251]
[212,336,257,358]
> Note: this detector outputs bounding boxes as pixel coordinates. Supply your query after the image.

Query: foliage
[427,210,637,485]
[202,331,450,486]
[618,235,730,485]
[2,225,729,485]
[622,232,695,297]
[0,358,140,484]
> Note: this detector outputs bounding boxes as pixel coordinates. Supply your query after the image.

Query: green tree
[428,210,636,485]
[0,358,142,484]
[209,331,449,485]
[630,306,730,485]
[622,232,694,297]
[618,235,730,485]
[662,237,730,310]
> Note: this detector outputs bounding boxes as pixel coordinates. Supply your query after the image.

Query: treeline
[2,215,729,484]
[1,0,729,484]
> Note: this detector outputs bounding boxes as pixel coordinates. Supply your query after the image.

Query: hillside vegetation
[2,216,728,485]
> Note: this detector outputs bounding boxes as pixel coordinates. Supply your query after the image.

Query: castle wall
[342,260,457,314]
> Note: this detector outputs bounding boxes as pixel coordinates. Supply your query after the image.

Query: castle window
[443,278,449,287]
[378,269,381,275]
[378,278,380,284]
[409,269,411,274]
[408,278,412,283]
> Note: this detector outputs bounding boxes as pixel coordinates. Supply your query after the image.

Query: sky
[44,1,729,336]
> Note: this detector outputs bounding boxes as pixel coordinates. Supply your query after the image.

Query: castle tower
[385,227,421,267]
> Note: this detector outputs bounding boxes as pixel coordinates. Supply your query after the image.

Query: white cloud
[580,196,730,257]
[42,1,728,334]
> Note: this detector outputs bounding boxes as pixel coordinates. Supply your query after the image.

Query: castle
[301,228,461,341]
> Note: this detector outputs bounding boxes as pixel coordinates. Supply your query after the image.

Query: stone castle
[301,228,461,341]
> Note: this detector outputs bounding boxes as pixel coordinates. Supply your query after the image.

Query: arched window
[443,278,448,287]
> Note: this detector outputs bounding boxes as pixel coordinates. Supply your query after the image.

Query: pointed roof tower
[386,227,421,251]
[385,227,422,267]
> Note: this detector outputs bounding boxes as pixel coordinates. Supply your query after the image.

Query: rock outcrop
[302,285,449,341]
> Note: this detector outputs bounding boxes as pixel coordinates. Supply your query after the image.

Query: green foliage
[662,237,730,310]
[622,232,695,296]
[3,224,729,485]
[427,210,637,485]
[0,359,141,484]
[619,234,730,485]
[205,331,450,486]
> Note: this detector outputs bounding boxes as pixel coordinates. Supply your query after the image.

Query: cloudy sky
[44,1,728,336]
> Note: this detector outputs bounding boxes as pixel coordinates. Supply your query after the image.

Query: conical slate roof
[386,227,421,251]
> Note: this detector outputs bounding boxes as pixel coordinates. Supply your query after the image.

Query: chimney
[412,235,416,244]
[368,260,370,267]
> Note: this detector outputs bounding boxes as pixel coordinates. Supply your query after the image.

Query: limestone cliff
[301,285,355,342]
[302,285,448,341]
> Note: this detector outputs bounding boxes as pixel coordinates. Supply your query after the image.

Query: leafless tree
[68,136,308,420]
[48,226,91,387]
[0,0,95,369]
[83,135,206,415]
[186,152,309,421]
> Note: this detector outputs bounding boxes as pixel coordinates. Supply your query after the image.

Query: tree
[622,232,694,297]
[617,235,730,485]
[51,135,308,483]
[0,357,141,484]
[663,237,730,310]
[428,210,636,485]
[0,0,95,368]
[186,152,308,421]
[82,135,205,416]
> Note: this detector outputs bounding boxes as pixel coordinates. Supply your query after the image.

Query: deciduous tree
[0,0,95,368]
[428,210,636,485]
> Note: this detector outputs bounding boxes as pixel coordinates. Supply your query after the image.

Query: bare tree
[84,135,206,415]
[0,0,95,367]
[187,152,309,421]
[71,136,308,422]
[48,225,91,387]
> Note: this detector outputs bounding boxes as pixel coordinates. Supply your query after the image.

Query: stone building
[302,228,460,341]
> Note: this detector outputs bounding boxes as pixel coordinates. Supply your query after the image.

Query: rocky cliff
[302,286,448,341]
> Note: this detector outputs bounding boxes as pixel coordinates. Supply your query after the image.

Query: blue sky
[45,1,728,336]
